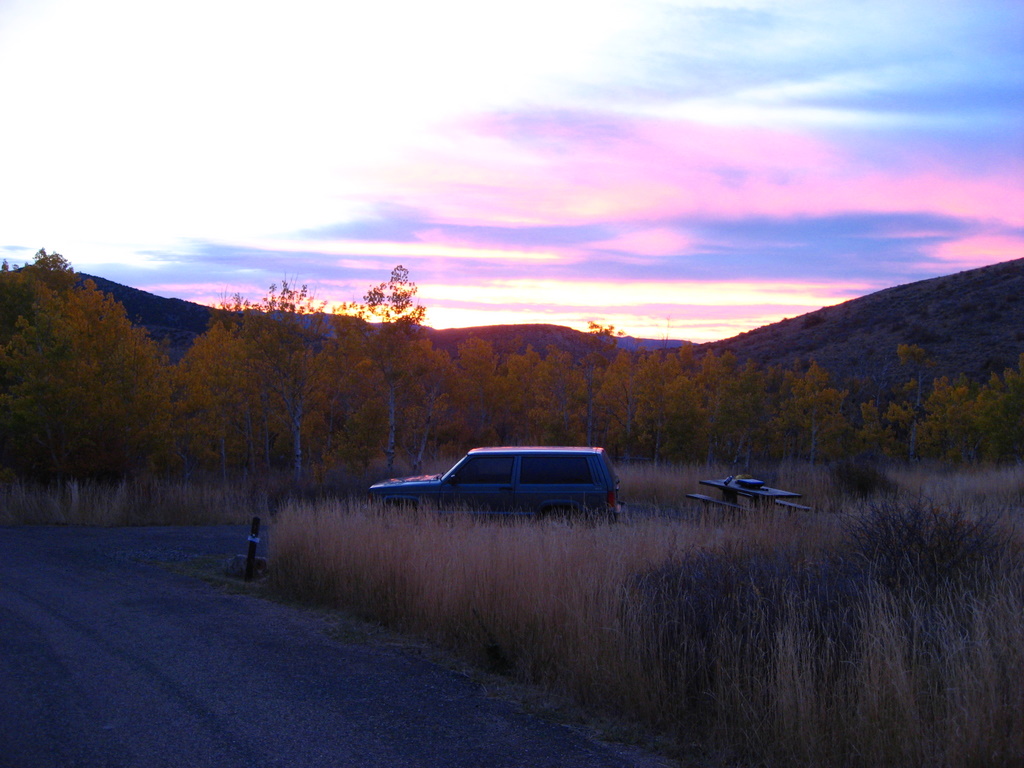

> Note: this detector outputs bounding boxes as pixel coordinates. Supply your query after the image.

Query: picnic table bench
[684,493,745,510]
[686,477,812,511]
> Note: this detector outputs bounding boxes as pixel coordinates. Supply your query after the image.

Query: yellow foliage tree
[0,274,170,479]
[172,321,256,479]
[918,375,982,462]
[498,346,543,444]
[635,350,704,463]
[892,343,935,460]
[699,352,767,466]
[976,354,1024,461]
[771,360,850,464]
[856,399,902,457]
[221,281,332,483]
[596,349,642,459]
[336,265,427,473]
[452,338,503,446]
[532,347,585,445]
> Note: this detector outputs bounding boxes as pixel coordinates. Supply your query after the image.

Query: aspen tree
[222,282,331,483]
[1,267,169,479]
[337,266,426,473]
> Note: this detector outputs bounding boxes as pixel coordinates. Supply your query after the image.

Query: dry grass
[269,462,1024,767]
[0,478,262,526]
[3,461,1022,765]
[621,460,1024,517]
[888,462,1024,510]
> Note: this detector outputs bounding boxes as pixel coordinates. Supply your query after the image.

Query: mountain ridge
[701,258,1024,385]
[79,257,1024,383]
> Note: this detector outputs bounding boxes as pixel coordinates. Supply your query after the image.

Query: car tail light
[607,489,617,510]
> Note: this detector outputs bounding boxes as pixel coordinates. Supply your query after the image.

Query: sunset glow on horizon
[1,0,1021,342]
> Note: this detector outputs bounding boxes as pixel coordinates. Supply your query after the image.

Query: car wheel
[537,505,575,522]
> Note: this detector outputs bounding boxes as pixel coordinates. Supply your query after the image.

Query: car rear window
[519,456,593,485]
[456,456,514,484]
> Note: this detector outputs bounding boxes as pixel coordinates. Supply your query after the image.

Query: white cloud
[0,0,1019,335]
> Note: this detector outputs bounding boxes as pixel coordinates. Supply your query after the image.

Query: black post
[244,516,261,582]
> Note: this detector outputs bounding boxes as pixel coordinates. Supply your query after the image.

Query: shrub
[844,500,1010,598]
[831,460,897,499]
[630,549,870,715]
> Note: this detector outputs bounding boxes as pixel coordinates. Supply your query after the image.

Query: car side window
[456,457,514,484]
[519,457,593,485]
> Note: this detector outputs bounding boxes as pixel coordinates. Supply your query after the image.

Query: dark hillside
[74,277,676,362]
[700,258,1024,385]
[427,324,686,357]
[80,258,1024,383]
[78,274,213,359]
[427,324,598,357]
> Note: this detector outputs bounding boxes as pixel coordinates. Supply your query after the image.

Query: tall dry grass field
[3,462,1020,764]
[270,462,1024,767]
[272,505,694,713]
[0,478,263,526]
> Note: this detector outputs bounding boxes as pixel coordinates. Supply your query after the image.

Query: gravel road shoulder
[0,525,672,768]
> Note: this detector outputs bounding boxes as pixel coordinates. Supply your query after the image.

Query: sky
[1,0,1022,342]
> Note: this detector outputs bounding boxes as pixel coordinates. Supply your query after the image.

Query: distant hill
[425,324,686,358]
[80,258,1024,382]
[76,275,687,361]
[78,274,214,360]
[701,258,1024,385]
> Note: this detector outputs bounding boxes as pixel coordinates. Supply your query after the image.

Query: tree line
[1,251,1022,483]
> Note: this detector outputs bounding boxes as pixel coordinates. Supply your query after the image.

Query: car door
[514,455,596,513]
[441,455,516,511]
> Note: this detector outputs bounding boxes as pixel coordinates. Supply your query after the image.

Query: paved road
[0,525,667,768]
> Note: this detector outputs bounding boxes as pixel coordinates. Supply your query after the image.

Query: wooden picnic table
[688,477,812,511]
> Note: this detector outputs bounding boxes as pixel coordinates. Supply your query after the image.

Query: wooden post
[245,516,261,582]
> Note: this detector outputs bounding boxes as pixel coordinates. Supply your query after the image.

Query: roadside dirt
[0,525,671,768]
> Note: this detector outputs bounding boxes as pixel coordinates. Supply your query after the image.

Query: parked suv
[369,447,620,518]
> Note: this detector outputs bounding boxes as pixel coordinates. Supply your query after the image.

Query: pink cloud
[590,227,695,257]
[138,282,266,308]
[370,114,1024,231]
[929,234,1024,270]
[418,276,873,342]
